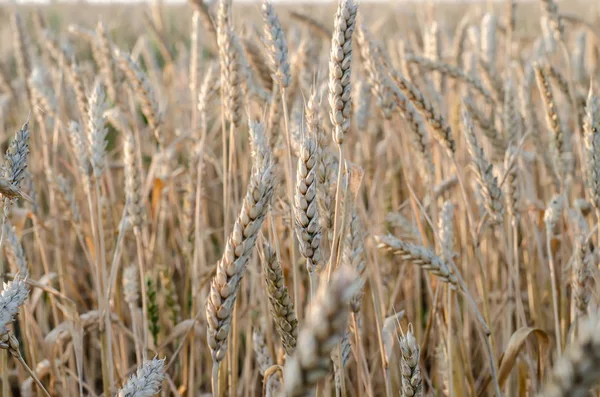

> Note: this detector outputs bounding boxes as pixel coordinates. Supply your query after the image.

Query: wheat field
[0,0,599,396]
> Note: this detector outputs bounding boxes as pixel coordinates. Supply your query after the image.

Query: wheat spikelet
[188,0,218,47]
[332,328,353,390]
[197,62,220,138]
[404,54,494,104]
[294,137,322,273]
[123,130,143,229]
[385,212,420,242]
[306,91,336,236]
[283,267,360,396]
[584,86,600,212]
[462,106,504,223]
[452,15,471,69]
[0,278,29,336]
[503,76,521,144]
[539,0,564,41]
[68,121,92,192]
[572,235,592,315]
[520,64,541,140]
[438,201,455,262]
[0,121,31,205]
[252,328,281,394]
[400,324,422,397]
[87,81,108,178]
[123,265,140,307]
[11,13,31,94]
[537,316,600,397]
[68,57,91,129]
[53,174,81,223]
[262,0,291,88]
[216,0,242,128]
[242,38,274,93]
[356,24,395,119]
[116,50,162,145]
[481,13,498,75]
[375,234,458,288]
[534,62,571,179]
[267,84,282,143]
[95,21,117,102]
[343,208,366,313]
[504,147,520,221]
[3,222,28,278]
[28,67,57,117]
[328,0,358,145]
[234,30,268,103]
[478,59,504,104]
[544,195,563,233]
[118,357,165,397]
[391,70,456,154]
[206,128,276,362]
[261,243,298,355]
[388,79,435,184]
[4,121,30,191]
[423,21,443,92]
[462,98,506,162]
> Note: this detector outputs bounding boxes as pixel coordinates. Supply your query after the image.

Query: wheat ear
[391,70,456,154]
[461,106,504,223]
[262,0,291,88]
[584,86,600,214]
[216,0,242,128]
[206,127,275,361]
[260,243,298,355]
[117,357,166,397]
[328,0,358,145]
[295,137,322,275]
[375,234,459,288]
[537,315,600,397]
[283,267,360,396]
[400,324,422,397]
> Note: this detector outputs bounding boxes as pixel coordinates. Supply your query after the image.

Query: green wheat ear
[146,273,160,347]
[160,268,181,326]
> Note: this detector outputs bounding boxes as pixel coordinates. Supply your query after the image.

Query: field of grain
[0,0,599,396]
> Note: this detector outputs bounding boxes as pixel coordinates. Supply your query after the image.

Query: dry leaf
[477,327,549,396]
